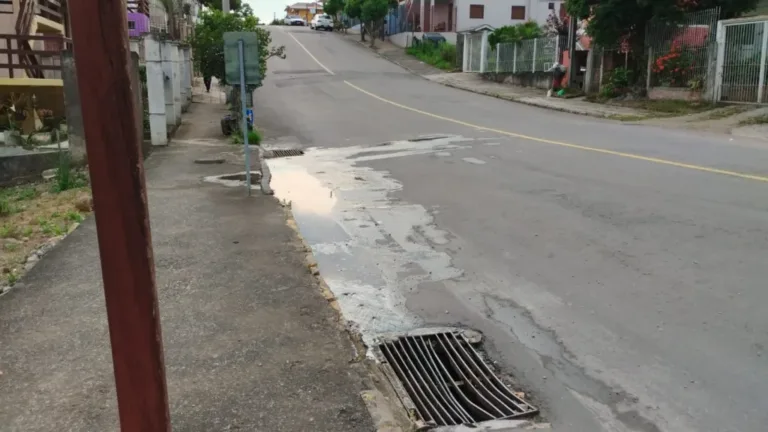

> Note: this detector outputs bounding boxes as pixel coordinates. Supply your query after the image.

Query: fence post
[479,31,488,73]
[713,21,725,103]
[584,48,594,93]
[144,36,167,146]
[462,34,469,71]
[513,43,517,74]
[532,38,537,72]
[495,44,500,73]
[646,47,653,94]
[598,48,605,91]
[758,21,768,103]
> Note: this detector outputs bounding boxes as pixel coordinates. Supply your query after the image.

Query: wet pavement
[258,26,768,432]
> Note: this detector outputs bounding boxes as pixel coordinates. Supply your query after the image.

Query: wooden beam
[65,1,171,431]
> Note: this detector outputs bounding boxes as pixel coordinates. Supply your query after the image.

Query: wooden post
[66,2,171,431]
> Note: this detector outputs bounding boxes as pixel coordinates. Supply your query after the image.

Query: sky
[246,0,290,23]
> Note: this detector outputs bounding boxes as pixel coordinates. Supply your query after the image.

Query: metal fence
[716,18,768,103]
[645,8,720,94]
[464,35,565,74]
[489,36,566,74]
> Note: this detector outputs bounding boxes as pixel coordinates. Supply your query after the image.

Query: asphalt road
[257,26,768,432]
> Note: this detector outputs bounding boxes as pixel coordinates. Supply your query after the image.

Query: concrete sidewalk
[424,73,651,119]
[0,90,375,431]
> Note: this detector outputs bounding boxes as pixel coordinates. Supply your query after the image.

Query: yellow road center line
[279,26,768,183]
[344,81,768,183]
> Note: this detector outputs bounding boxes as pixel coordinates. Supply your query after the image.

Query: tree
[566,0,759,53]
[345,0,364,41]
[361,0,388,47]
[488,22,542,47]
[324,0,345,31]
[190,10,286,85]
[236,3,255,18]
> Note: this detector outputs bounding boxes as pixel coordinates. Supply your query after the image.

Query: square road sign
[223,32,261,86]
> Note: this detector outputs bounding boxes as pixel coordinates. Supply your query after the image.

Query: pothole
[373,327,538,430]
[203,171,262,187]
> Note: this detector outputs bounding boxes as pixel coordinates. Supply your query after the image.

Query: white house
[403,0,563,33]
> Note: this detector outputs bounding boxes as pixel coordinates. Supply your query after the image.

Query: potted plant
[0,93,28,147]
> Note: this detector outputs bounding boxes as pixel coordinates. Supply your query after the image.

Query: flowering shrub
[652,42,699,88]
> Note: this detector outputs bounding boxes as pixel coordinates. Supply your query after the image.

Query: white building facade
[452,0,563,31]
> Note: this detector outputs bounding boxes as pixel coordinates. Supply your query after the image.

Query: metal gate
[464,32,484,72]
[715,18,768,103]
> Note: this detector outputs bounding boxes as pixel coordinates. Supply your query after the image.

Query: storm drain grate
[378,331,538,427]
[264,149,305,159]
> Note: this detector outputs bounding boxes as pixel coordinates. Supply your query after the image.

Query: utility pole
[567,14,578,88]
[223,0,230,13]
[66,1,171,431]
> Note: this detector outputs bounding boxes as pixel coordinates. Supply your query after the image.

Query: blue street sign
[246,109,254,126]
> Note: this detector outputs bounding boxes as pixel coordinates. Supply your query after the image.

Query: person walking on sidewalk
[203,75,212,93]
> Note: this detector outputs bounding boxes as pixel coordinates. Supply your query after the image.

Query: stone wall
[0,150,60,186]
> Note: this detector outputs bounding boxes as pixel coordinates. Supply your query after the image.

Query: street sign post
[246,108,254,126]
[224,32,260,196]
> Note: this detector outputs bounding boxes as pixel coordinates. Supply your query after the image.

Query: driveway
[257,26,768,432]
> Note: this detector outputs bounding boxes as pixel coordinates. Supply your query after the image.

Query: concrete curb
[432,79,646,121]
[257,146,274,195]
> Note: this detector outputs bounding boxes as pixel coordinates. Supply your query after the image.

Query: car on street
[310,14,333,31]
[286,15,306,26]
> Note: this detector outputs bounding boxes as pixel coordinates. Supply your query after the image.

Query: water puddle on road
[267,137,469,351]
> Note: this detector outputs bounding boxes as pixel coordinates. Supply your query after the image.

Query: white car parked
[286,15,306,26]
[310,14,333,31]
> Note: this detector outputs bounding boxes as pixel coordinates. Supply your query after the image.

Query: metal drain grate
[378,330,537,427]
[265,149,305,159]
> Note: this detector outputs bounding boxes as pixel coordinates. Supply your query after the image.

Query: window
[548,2,555,10]
[128,20,137,30]
[469,4,484,19]
[0,0,12,14]
[511,6,526,20]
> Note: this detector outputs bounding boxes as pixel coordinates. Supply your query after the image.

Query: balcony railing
[0,34,72,80]
[33,0,64,24]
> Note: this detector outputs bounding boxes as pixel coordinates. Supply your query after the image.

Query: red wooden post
[66,1,171,431]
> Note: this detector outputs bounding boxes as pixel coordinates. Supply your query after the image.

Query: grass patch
[588,96,719,117]
[406,42,457,71]
[738,113,768,126]
[631,99,719,115]
[0,179,92,287]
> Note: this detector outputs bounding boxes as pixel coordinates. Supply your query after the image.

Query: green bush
[600,67,633,98]
[406,42,457,70]
[247,129,262,145]
[488,22,542,47]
